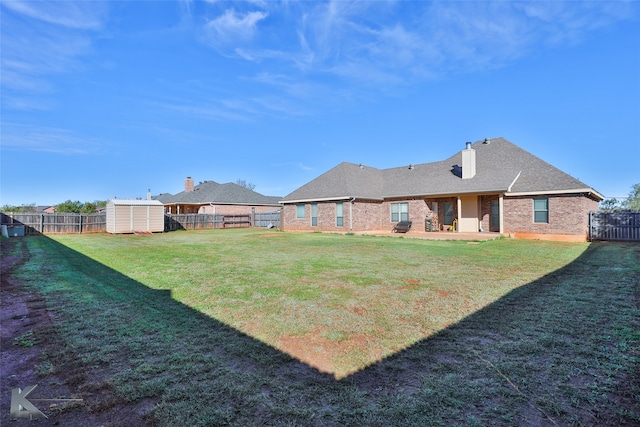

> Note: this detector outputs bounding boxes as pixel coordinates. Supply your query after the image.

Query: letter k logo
[10,385,47,419]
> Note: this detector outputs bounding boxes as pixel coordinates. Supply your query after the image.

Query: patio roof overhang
[505,188,605,201]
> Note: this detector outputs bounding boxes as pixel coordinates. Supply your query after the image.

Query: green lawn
[5,229,640,426]
[48,229,586,378]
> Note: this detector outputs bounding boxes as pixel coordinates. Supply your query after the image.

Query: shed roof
[109,199,164,206]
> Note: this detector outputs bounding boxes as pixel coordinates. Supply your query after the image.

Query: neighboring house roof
[281,137,603,203]
[158,181,281,206]
[153,193,175,204]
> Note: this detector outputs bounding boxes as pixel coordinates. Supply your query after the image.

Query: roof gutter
[279,196,360,204]
[164,201,279,206]
[383,189,508,199]
[506,188,605,200]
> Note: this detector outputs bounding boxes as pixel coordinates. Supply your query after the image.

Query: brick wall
[282,201,357,233]
[503,194,598,237]
[283,194,597,239]
[283,198,457,233]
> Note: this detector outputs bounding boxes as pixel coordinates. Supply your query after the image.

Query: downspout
[349,197,355,231]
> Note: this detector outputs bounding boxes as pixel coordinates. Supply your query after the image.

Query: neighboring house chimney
[147,189,151,200]
[185,177,194,192]
[462,142,476,179]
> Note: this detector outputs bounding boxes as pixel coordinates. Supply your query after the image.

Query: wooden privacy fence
[0,212,106,235]
[165,211,281,231]
[589,210,640,242]
[1,211,281,235]
[254,210,281,228]
[165,214,223,231]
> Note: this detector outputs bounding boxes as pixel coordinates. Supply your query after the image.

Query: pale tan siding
[106,200,164,234]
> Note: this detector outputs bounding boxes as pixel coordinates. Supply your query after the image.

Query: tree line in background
[600,184,640,211]
[1,200,107,214]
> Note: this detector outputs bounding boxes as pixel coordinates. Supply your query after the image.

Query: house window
[533,198,549,223]
[336,202,344,227]
[391,202,409,222]
[491,200,500,228]
[311,203,318,226]
[296,204,305,219]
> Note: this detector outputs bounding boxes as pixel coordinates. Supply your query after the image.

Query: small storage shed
[106,199,164,234]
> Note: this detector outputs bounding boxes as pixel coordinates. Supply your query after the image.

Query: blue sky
[1,1,639,206]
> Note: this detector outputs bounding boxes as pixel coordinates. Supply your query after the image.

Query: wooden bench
[392,221,412,233]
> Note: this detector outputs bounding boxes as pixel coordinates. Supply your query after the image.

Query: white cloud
[198,1,636,85]
[0,123,106,155]
[0,1,107,109]
[202,9,268,52]
[1,1,107,30]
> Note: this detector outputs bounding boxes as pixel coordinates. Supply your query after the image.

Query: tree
[0,204,36,213]
[236,179,256,191]
[602,184,640,210]
[622,183,640,210]
[55,200,84,213]
[81,202,98,214]
[599,198,620,211]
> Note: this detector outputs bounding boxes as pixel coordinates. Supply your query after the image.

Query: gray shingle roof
[281,137,602,202]
[157,181,281,206]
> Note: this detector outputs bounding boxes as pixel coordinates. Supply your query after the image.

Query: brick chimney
[185,177,194,192]
[461,142,476,179]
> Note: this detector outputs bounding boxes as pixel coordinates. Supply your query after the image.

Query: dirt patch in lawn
[0,239,150,427]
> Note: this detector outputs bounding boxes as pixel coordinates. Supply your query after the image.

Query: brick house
[280,138,604,241]
[156,177,281,215]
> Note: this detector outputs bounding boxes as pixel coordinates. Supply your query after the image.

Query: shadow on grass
[3,236,639,426]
